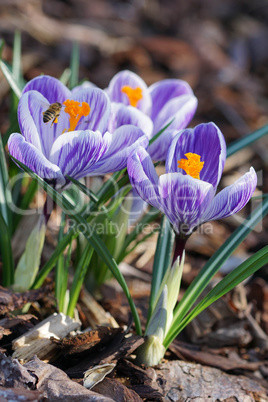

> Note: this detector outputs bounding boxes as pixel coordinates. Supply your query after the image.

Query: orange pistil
[178,153,204,179]
[63,99,90,132]
[121,86,143,107]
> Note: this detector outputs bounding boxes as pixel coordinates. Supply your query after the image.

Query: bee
[43,102,63,126]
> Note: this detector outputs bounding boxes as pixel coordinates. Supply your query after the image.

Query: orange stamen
[178,153,204,180]
[63,99,90,132]
[121,86,143,107]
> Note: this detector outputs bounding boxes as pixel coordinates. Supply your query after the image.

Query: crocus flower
[8,75,148,188]
[106,70,198,161]
[127,122,257,238]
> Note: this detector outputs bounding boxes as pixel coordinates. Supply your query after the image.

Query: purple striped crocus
[8,75,148,188]
[106,70,198,161]
[127,122,257,238]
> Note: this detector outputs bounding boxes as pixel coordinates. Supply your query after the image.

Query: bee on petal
[43,102,63,126]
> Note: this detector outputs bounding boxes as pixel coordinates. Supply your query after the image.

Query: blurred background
[0,0,268,269]
[1,0,268,138]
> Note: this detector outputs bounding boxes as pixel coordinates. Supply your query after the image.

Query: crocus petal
[71,81,97,93]
[72,88,111,133]
[201,167,257,223]
[106,70,152,114]
[127,190,149,227]
[22,75,71,103]
[149,79,195,122]
[166,123,226,190]
[8,133,65,187]
[18,91,70,159]
[49,130,110,180]
[127,146,161,210]
[108,103,153,138]
[92,126,149,174]
[158,173,214,235]
[153,94,198,135]
[148,129,178,162]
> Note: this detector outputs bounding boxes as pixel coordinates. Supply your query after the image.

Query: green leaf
[148,119,174,146]
[55,212,68,312]
[12,31,21,83]
[59,68,71,86]
[0,60,22,99]
[66,175,111,219]
[0,38,5,59]
[32,228,75,289]
[227,124,268,157]
[0,212,14,286]
[163,196,268,348]
[0,135,12,229]
[67,243,94,317]
[146,285,167,342]
[69,42,80,89]
[118,207,160,262]
[13,215,46,291]
[13,157,142,335]
[165,246,268,348]
[147,215,174,322]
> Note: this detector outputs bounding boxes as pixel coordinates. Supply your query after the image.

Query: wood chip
[79,289,119,329]
[52,327,123,356]
[12,313,81,363]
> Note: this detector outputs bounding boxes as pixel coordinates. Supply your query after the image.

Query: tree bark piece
[0,352,37,389]
[155,360,268,401]
[0,387,44,401]
[12,313,80,363]
[24,356,114,402]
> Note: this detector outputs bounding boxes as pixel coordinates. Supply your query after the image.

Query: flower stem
[172,236,187,264]
[43,193,55,224]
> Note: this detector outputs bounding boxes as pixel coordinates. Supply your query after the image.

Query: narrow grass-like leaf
[67,243,94,317]
[118,207,160,261]
[56,212,67,312]
[227,124,268,157]
[0,135,12,229]
[121,228,160,262]
[163,196,268,348]
[96,169,128,206]
[13,158,142,334]
[59,68,71,85]
[0,212,14,286]
[149,119,174,146]
[164,246,268,347]
[69,42,80,89]
[12,31,21,83]
[0,60,22,99]
[147,215,174,322]
[66,175,110,218]
[0,39,4,59]
[32,228,75,289]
